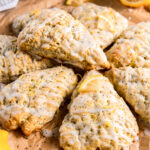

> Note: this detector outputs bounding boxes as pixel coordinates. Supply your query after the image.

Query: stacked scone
[1,2,150,150]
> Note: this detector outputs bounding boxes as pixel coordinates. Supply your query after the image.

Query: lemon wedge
[144,0,150,10]
[98,15,115,33]
[0,130,11,150]
[120,0,145,7]
[78,75,102,93]
[66,0,88,6]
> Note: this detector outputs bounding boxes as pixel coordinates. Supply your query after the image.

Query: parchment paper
[0,0,150,150]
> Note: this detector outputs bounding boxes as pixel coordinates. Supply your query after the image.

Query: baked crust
[72,3,128,49]
[0,35,53,83]
[0,66,77,135]
[59,70,138,150]
[106,67,150,125]
[106,22,150,68]
[17,8,110,70]
[12,9,51,35]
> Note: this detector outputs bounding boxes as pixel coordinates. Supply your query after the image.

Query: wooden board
[0,0,150,150]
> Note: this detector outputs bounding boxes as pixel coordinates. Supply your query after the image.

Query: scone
[106,21,150,68]
[59,70,138,150]
[72,3,128,49]
[0,35,53,83]
[0,66,77,135]
[12,9,51,35]
[106,67,150,125]
[17,8,110,70]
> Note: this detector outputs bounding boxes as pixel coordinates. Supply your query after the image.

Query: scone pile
[0,2,150,150]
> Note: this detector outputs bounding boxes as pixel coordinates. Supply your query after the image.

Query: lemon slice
[0,130,11,150]
[78,75,102,93]
[97,15,115,33]
[66,0,88,6]
[144,0,150,10]
[120,0,145,7]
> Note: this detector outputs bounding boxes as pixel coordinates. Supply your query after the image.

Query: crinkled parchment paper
[0,0,150,149]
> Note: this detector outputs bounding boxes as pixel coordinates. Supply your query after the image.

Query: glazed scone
[12,9,51,35]
[72,3,128,49]
[17,8,110,70]
[59,70,138,150]
[0,35,53,83]
[0,66,77,135]
[106,22,150,68]
[105,67,150,125]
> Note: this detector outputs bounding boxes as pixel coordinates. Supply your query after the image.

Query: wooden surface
[0,0,65,34]
[0,0,150,150]
[1,0,150,35]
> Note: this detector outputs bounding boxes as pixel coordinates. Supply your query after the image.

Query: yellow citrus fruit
[120,0,145,7]
[144,0,150,11]
[78,75,102,93]
[97,14,115,33]
[66,0,88,6]
[0,130,11,150]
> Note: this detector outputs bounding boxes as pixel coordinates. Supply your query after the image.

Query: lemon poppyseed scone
[106,21,150,68]
[17,8,110,70]
[0,66,77,135]
[59,70,138,150]
[12,9,51,35]
[0,35,53,83]
[71,3,128,50]
[106,67,150,125]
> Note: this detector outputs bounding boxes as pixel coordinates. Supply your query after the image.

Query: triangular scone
[72,3,128,49]
[106,67,150,125]
[0,35,53,83]
[59,70,138,150]
[12,9,52,35]
[106,22,150,68]
[17,8,110,70]
[0,66,77,135]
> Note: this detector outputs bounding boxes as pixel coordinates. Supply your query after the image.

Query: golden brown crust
[0,35,53,83]
[106,67,150,125]
[17,8,110,70]
[0,66,77,135]
[106,21,150,68]
[12,9,51,35]
[59,70,139,150]
[72,3,128,49]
